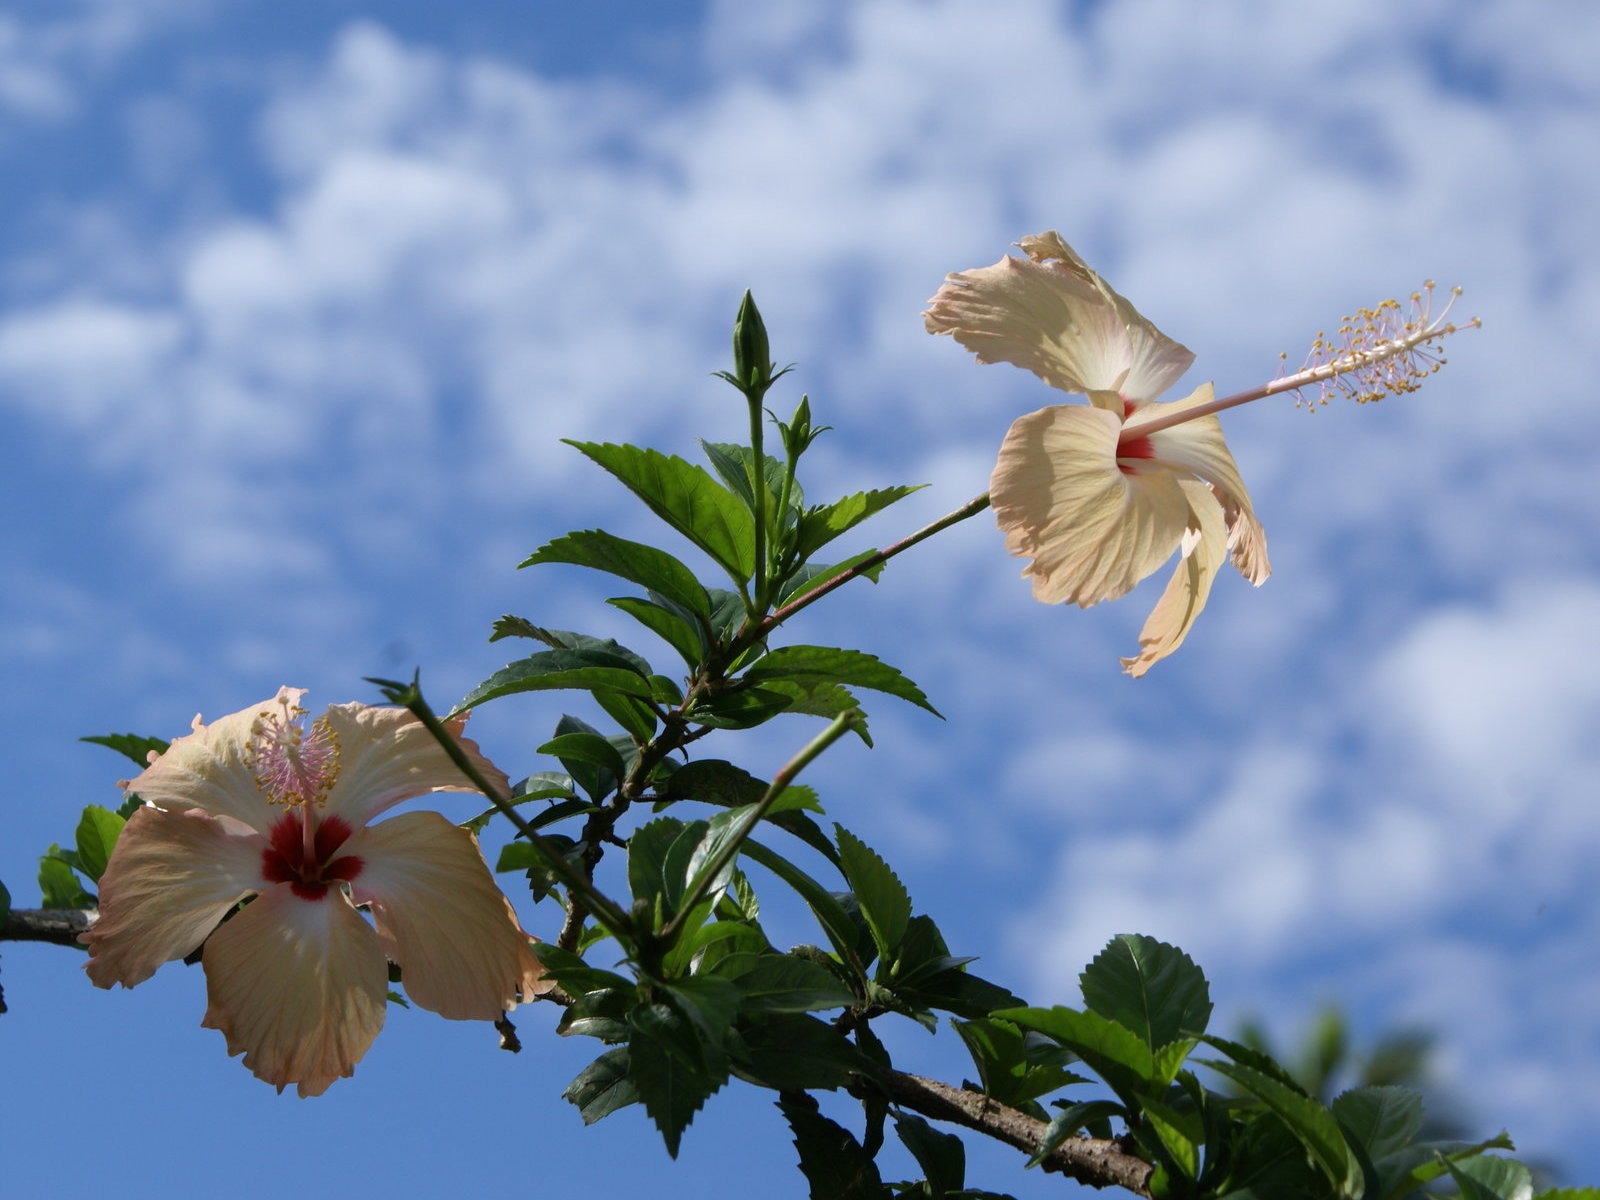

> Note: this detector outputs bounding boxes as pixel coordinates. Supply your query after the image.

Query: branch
[1,907,95,947]
[868,1068,1153,1195]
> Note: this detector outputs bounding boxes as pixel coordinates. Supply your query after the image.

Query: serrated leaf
[1199,1033,1313,1095]
[1139,1092,1203,1179]
[454,647,655,715]
[744,645,941,716]
[522,528,712,619]
[1202,1058,1363,1197]
[80,732,170,770]
[743,838,866,966]
[564,1047,639,1123]
[755,678,873,744]
[628,1005,726,1157]
[997,1006,1156,1109]
[894,1112,966,1196]
[1374,1133,1516,1200]
[836,827,912,960]
[1080,934,1212,1052]
[700,440,793,515]
[567,441,756,583]
[629,818,691,921]
[777,552,887,606]
[780,1097,888,1200]
[690,685,796,729]
[1332,1086,1425,1161]
[1445,1155,1534,1200]
[791,486,924,563]
[73,805,126,883]
[539,731,630,781]
[733,1013,868,1091]
[954,1019,1090,1117]
[659,758,839,866]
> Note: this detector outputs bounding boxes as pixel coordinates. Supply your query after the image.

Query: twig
[1,908,96,947]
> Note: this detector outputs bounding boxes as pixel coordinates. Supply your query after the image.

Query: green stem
[367,675,635,942]
[747,391,769,612]
[760,490,992,635]
[658,709,860,946]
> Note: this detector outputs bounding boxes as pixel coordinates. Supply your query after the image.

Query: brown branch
[866,1069,1153,1195]
[1,907,96,947]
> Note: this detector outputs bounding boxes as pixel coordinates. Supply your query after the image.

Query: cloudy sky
[3,1,1597,1195]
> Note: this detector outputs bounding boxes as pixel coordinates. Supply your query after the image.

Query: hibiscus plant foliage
[3,238,1562,1200]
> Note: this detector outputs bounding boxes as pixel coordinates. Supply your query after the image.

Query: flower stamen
[245,688,340,809]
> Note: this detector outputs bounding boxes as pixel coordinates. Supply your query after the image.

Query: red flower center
[1117,398,1156,473]
[261,811,364,901]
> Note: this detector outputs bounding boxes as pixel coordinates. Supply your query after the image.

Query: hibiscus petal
[121,696,293,835]
[200,884,388,1098]
[1129,384,1271,585]
[84,806,264,988]
[320,704,512,828]
[990,404,1193,606]
[1121,480,1229,678]
[345,811,547,1020]
[924,231,1193,399]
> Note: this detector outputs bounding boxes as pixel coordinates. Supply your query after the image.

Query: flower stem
[760,491,992,634]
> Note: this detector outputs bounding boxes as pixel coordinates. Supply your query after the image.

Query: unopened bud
[732,290,773,394]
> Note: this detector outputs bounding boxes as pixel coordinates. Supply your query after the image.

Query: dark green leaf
[539,731,630,781]
[0,878,11,929]
[700,440,792,516]
[37,852,93,909]
[894,1112,965,1196]
[558,985,633,1042]
[629,818,690,922]
[1331,1086,1424,1162]
[836,827,912,960]
[1199,1033,1312,1095]
[546,715,628,803]
[660,759,839,866]
[73,805,126,884]
[608,595,705,667]
[628,1005,726,1157]
[1029,1100,1128,1167]
[780,1096,888,1200]
[522,528,712,619]
[954,1019,1091,1117]
[566,441,756,583]
[997,1006,1156,1109]
[531,943,637,998]
[1202,1058,1363,1197]
[744,645,941,717]
[1139,1091,1203,1180]
[689,685,796,729]
[791,486,924,563]
[1218,1112,1328,1199]
[714,952,857,1013]
[80,733,169,769]
[755,678,873,745]
[564,1047,639,1123]
[462,786,586,836]
[1080,934,1212,1051]
[1373,1133,1516,1200]
[454,647,655,714]
[742,838,866,965]
[489,626,654,675]
[776,552,887,606]
[733,1013,869,1091]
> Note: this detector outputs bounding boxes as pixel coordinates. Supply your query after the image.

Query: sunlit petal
[991,404,1193,606]
[1121,480,1229,678]
[121,696,292,835]
[320,704,511,828]
[924,231,1193,398]
[346,811,547,1019]
[200,885,388,1098]
[84,806,264,988]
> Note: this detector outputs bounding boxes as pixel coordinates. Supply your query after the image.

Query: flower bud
[732,290,772,393]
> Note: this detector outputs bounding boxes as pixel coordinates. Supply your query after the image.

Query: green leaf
[997,1006,1156,1109]
[836,827,912,961]
[1331,1086,1424,1162]
[566,441,756,583]
[689,685,796,730]
[755,678,873,745]
[659,758,840,866]
[742,838,867,966]
[1373,1133,1516,1200]
[629,818,692,922]
[1202,1058,1363,1197]
[488,625,655,674]
[37,852,93,909]
[80,733,170,769]
[954,1019,1090,1117]
[1029,1100,1128,1167]
[531,943,637,998]
[714,952,857,1013]
[791,486,924,563]
[522,529,712,619]
[776,552,887,606]
[462,776,583,835]
[780,1096,888,1200]
[564,1047,639,1123]
[1444,1155,1534,1200]
[732,1013,869,1091]
[1199,1033,1312,1095]
[628,1003,726,1157]
[607,595,705,667]
[894,1112,965,1196]
[1080,934,1212,1051]
[545,715,631,803]
[744,645,941,717]
[454,647,656,714]
[73,805,127,884]
[538,731,630,782]
[1139,1091,1203,1180]
[1532,1190,1600,1200]
[701,440,792,516]
[0,878,11,929]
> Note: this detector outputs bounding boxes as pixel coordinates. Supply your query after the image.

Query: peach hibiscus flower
[924,231,1270,676]
[84,687,546,1096]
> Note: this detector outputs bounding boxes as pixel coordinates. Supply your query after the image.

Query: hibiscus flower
[84,687,547,1096]
[924,231,1270,676]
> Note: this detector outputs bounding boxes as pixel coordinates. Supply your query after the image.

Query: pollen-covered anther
[1290,281,1478,410]
[245,692,341,808]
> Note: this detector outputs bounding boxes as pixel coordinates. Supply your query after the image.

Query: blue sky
[2,1,1597,1195]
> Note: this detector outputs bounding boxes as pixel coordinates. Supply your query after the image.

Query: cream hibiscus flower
[84,687,547,1096]
[925,231,1269,675]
